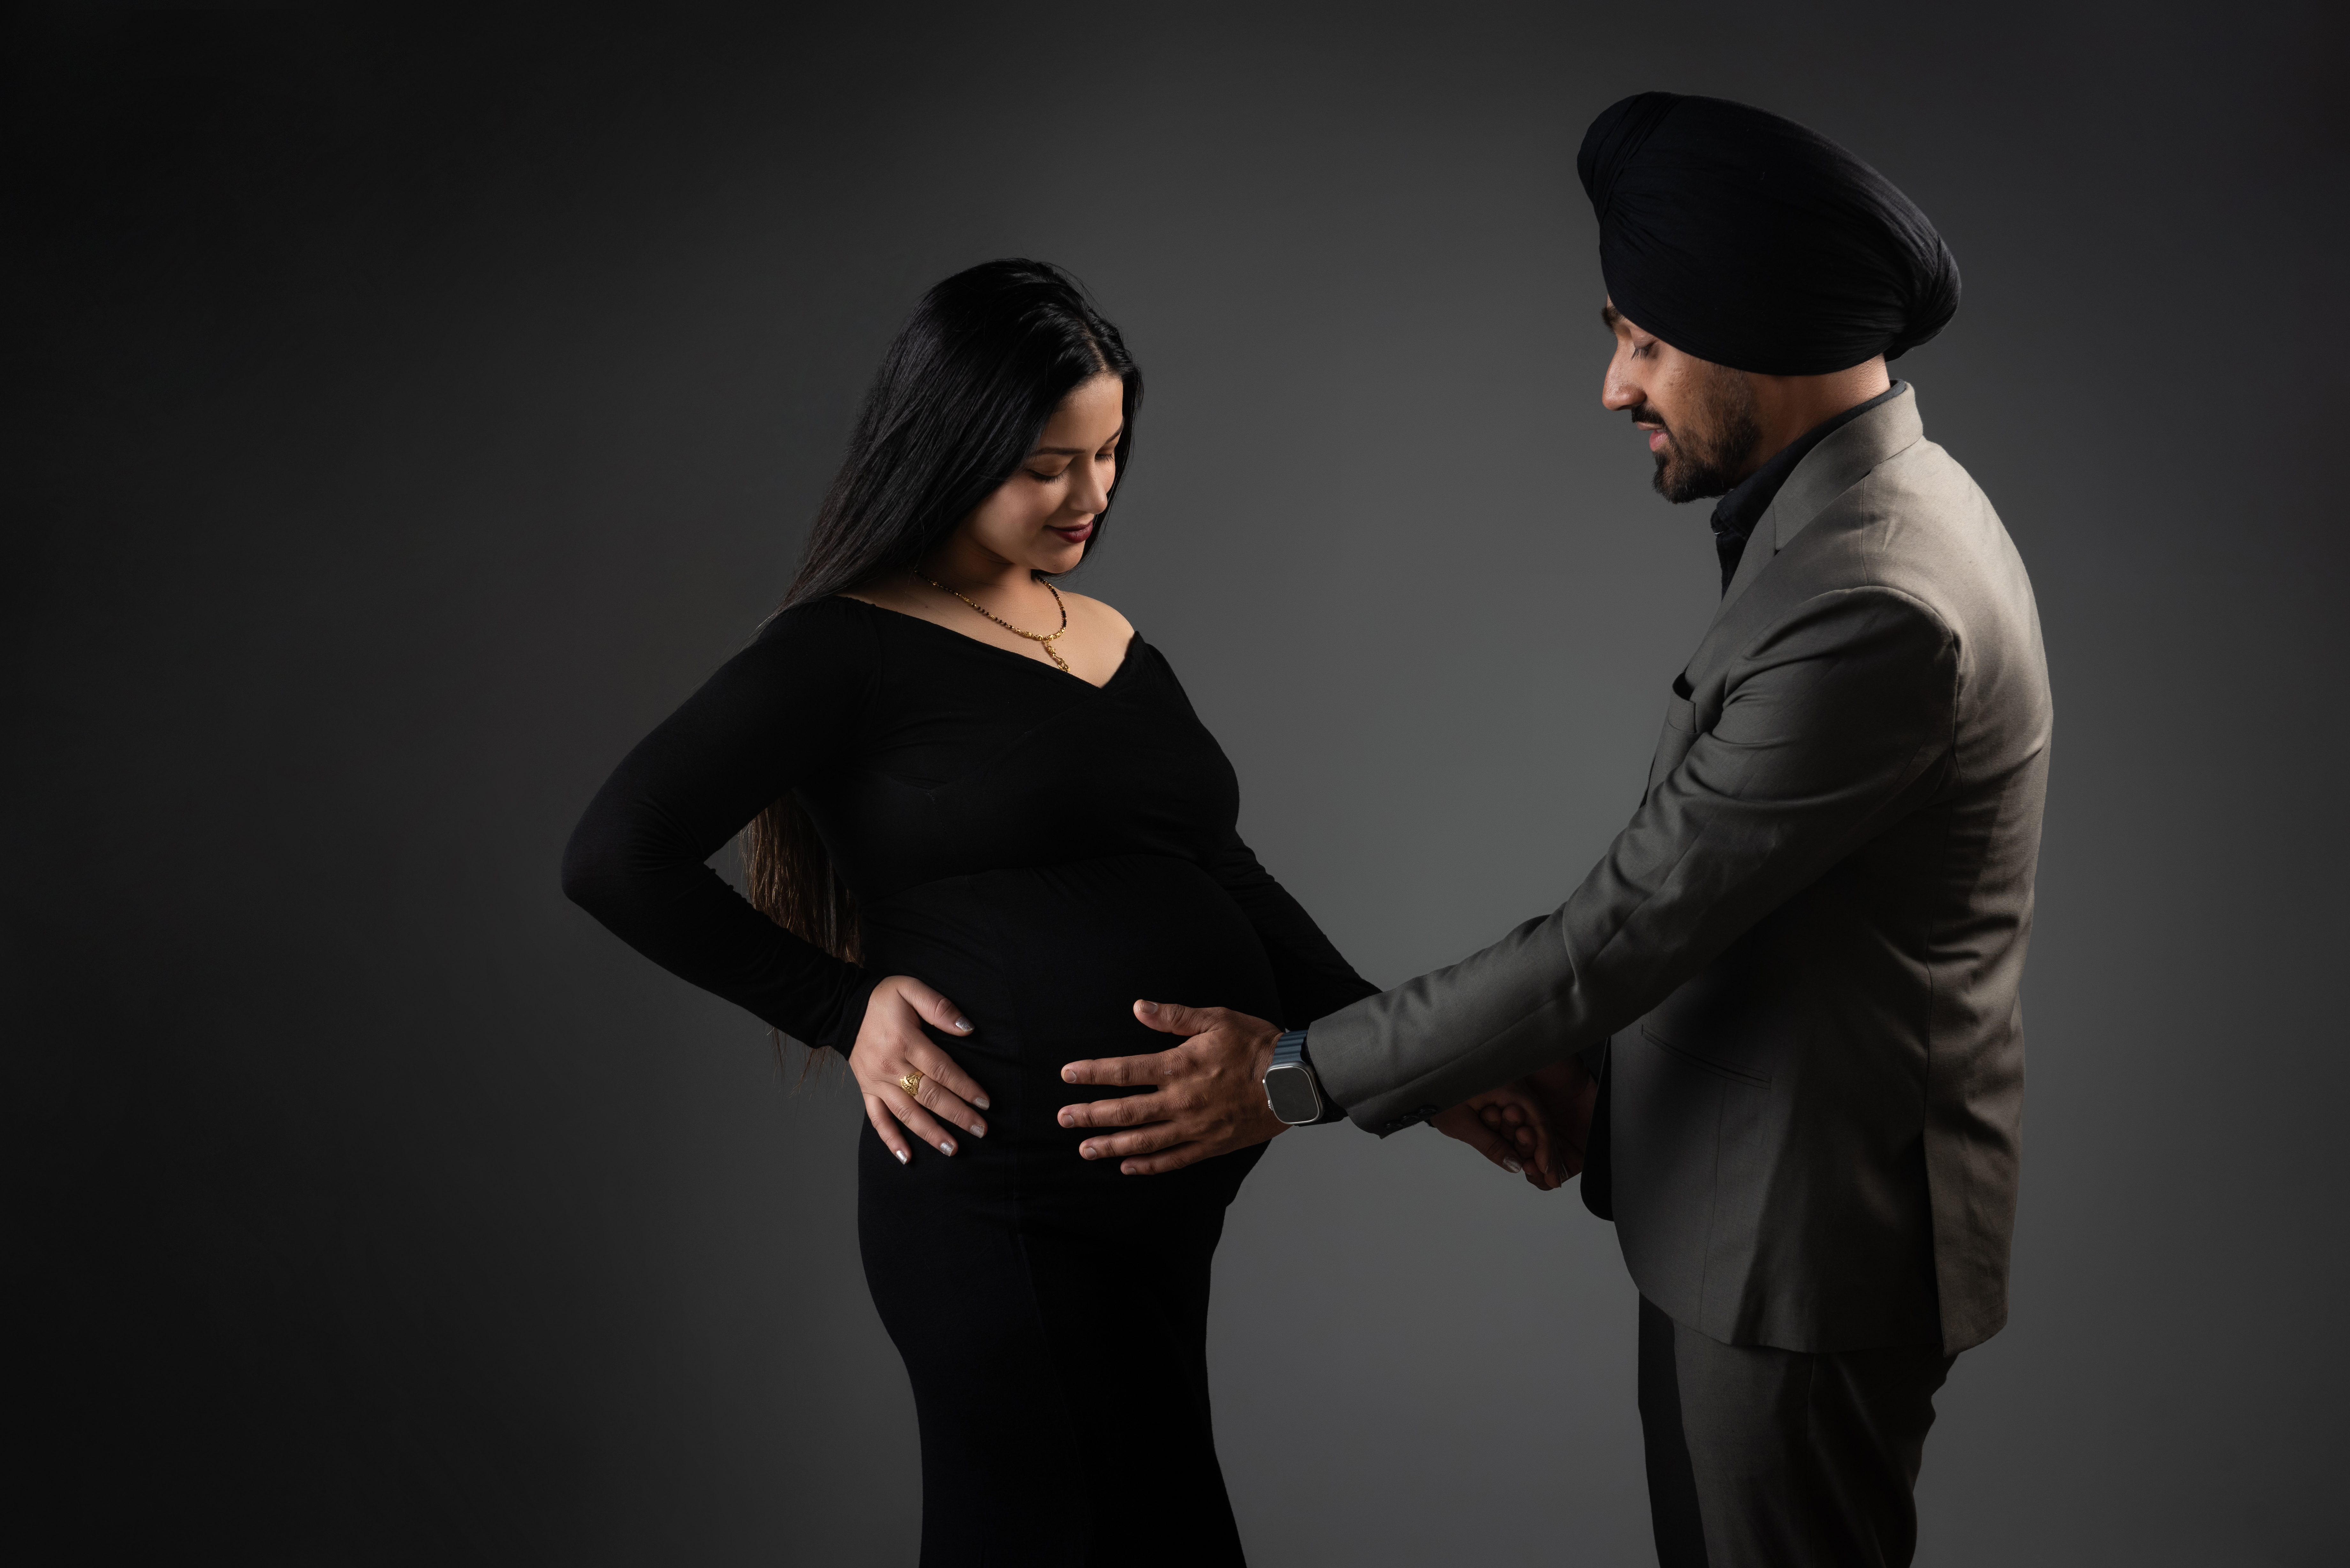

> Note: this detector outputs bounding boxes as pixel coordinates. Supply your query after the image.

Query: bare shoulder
[1058,588,1135,643]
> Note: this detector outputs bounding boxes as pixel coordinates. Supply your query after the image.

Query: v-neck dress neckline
[833,593,1138,692]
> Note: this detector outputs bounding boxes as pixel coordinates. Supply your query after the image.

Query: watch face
[1264,1063,1321,1124]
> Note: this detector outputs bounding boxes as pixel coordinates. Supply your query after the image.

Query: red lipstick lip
[1049,522,1095,543]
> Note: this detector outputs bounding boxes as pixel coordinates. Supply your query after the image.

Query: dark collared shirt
[1710,381,1906,593]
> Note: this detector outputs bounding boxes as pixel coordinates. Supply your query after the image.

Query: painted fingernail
[939,1140,954,1155]
[954,1018,972,1032]
[969,1124,985,1138]
[1505,1159,1524,1175]
[895,1149,908,1166]
[974,1097,991,1110]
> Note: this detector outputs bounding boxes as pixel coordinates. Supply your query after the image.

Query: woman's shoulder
[1056,588,1136,646]
[830,574,929,621]
[759,592,894,628]
[745,594,888,664]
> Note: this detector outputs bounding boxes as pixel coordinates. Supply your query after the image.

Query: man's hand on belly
[1056,1001,1287,1174]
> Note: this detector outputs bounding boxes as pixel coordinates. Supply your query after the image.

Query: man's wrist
[1301,1028,1348,1124]
[1265,1025,1348,1125]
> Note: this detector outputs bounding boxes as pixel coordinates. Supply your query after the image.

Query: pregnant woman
[561,259,1375,1565]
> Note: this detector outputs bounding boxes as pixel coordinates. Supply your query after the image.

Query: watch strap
[1273,1027,1348,1124]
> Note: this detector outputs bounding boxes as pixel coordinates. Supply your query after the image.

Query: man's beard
[1640,365,1762,503]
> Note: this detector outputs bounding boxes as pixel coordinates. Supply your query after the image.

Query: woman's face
[955,372,1126,576]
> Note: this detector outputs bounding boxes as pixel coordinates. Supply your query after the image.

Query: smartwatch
[1262,1027,1331,1126]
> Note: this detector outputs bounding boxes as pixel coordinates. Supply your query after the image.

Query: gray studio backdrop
[11,5,2344,1564]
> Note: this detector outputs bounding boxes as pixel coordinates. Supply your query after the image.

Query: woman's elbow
[559,823,623,916]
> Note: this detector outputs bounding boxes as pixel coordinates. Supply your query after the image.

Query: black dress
[562,596,1376,1566]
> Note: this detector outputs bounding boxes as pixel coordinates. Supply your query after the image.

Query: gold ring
[899,1070,924,1097]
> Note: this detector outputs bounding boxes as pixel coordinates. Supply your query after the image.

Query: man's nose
[1601,356,1641,411]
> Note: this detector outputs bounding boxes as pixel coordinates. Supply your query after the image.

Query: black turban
[1577,93,1960,376]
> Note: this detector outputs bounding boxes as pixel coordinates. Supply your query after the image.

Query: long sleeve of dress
[1202,829,1381,1028]
[560,601,878,1051]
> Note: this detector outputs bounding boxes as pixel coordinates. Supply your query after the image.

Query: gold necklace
[915,567,1071,673]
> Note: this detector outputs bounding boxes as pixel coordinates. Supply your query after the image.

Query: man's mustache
[1630,405,1672,439]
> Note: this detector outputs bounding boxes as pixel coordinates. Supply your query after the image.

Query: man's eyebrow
[1600,302,1622,329]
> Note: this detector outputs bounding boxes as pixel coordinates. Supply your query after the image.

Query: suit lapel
[1647,387,1933,805]
[1693,387,1929,653]
[1770,386,1924,555]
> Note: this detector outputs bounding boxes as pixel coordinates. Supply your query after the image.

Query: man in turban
[1063,93,2050,1567]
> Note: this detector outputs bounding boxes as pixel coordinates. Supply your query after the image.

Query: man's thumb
[1134,999,1211,1036]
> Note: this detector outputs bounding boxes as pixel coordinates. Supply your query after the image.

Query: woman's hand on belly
[850,976,992,1165]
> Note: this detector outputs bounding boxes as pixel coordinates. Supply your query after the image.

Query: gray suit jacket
[1312,387,2049,1355]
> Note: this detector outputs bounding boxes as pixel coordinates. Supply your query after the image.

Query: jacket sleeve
[1308,586,1960,1134]
[1201,830,1382,1028]
[559,602,878,1052]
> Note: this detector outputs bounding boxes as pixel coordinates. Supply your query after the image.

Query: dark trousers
[1638,1297,1956,1568]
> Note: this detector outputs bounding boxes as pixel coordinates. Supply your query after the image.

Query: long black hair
[778,258,1141,609]
[745,260,1141,1047]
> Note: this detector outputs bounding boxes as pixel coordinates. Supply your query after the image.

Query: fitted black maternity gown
[562,595,1376,1566]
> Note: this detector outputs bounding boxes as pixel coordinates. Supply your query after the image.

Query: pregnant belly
[855,854,1282,1216]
